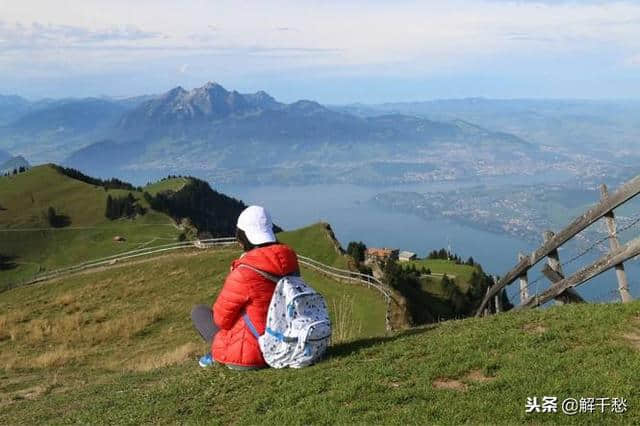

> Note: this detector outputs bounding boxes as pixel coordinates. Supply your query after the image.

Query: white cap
[237,205,276,245]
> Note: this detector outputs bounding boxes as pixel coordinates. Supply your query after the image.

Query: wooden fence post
[542,231,585,305]
[483,285,491,316]
[518,252,529,304]
[600,184,633,303]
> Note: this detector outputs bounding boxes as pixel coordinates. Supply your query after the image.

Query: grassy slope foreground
[1,259,638,425]
[0,220,389,422]
[0,165,186,288]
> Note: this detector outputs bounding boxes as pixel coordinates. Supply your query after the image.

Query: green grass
[0,246,388,419]
[1,263,638,424]
[401,259,479,320]
[278,223,351,269]
[143,177,189,195]
[405,259,476,285]
[0,165,183,289]
[303,268,386,339]
[0,224,182,287]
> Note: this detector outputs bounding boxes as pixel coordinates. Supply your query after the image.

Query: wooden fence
[6,238,397,330]
[475,174,640,316]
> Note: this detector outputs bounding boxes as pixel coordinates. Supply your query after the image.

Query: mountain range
[337,98,640,165]
[0,83,565,185]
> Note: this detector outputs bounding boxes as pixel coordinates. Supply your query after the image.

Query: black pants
[191,304,219,343]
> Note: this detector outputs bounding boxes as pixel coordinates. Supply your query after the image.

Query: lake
[219,177,640,304]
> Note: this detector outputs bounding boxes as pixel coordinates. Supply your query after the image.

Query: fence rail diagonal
[515,235,640,310]
[297,255,388,287]
[27,238,238,279]
[475,173,640,316]
[12,240,236,288]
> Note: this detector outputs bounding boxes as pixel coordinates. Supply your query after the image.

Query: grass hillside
[0,246,387,417]
[143,177,189,195]
[278,222,350,269]
[397,258,484,322]
[408,259,476,284]
[1,262,637,424]
[0,165,185,289]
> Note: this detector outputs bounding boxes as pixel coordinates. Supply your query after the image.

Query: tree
[47,206,57,226]
[105,195,114,219]
[46,206,69,227]
[124,193,135,217]
[346,241,367,263]
[105,193,146,220]
[409,263,419,275]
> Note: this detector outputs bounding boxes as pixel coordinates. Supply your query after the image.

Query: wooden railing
[475,174,640,316]
[296,255,396,331]
[8,237,238,289]
[6,237,396,330]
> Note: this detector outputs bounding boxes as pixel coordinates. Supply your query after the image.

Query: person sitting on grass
[191,205,299,370]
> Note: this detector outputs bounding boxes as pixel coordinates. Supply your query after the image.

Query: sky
[1,0,640,103]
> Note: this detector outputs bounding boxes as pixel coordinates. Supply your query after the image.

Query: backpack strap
[237,264,281,283]
[237,264,300,340]
[243,313,261,339]
[238,264,280,340]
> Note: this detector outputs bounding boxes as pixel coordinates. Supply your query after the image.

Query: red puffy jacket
[212,243,299,367]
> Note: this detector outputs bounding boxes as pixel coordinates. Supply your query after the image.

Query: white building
[398,251,417,262]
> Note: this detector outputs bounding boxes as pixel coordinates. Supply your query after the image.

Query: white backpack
[240,265,332,368]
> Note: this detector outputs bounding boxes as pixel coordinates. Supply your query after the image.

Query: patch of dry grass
[432,369,497,392]
[54,292,76,306]
[623,314,640,351]
[331,295,364,344]
[465,369,496,383]
[126,342,200,372]
[432,378,468,391]
[0,310,28,342]
[1,302,168,370]
[33,346,81,368]
[522,322,547,334]
[86,303,165,345]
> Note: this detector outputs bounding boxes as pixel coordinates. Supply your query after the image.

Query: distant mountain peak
[288,99,327,114]
[163,86,188,99]
[196,82,229,97]
[201,81,226,91]
[119,82,288,134]
[243,90,281,110]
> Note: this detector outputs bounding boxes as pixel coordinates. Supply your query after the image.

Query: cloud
[0,21,162,49]
[2,0,640,100]
[485,0,640,3]
[626,54,640,66]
